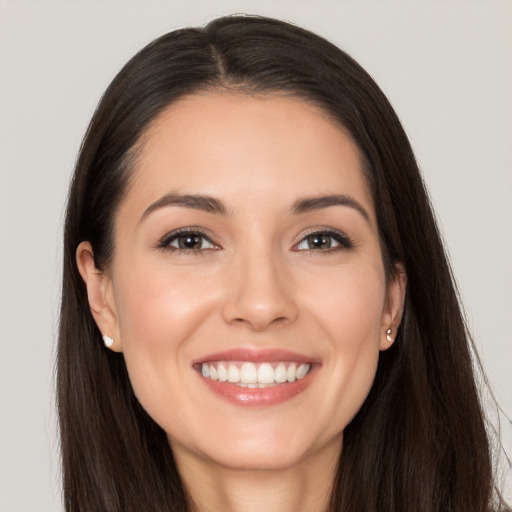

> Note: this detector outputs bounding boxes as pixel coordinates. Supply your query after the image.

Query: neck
[173,437,341,512]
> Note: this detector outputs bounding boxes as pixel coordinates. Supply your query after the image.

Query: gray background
[0,1,510,510]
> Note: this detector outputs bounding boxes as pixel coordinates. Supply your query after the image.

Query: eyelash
[294,228,354,253]
[157,228,218,254]
[157,227,354,254]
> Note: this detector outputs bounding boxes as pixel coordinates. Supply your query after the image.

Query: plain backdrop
[0,1,510,510]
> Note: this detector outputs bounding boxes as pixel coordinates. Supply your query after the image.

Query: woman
[58,14,508,512]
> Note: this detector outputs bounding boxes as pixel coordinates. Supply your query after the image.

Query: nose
[221,248,299,331]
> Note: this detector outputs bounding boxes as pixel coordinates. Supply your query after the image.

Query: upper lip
[193,348,318,365]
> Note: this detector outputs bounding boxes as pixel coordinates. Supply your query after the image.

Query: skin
[77,93,406,512]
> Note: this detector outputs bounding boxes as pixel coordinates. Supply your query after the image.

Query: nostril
[270,316,290,326]
[220,267,299,329]
[229,315,291,332]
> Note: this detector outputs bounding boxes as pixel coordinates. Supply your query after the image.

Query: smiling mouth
[197,361,312,387]
[193,349,318,406]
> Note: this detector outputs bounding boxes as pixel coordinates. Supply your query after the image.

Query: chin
[169,422,343,473]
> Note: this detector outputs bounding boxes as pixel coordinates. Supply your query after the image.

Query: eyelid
[293,226,354,251]
[155,225,353,253]
[157,226,220,251]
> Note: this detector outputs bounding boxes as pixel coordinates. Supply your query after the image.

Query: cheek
[114,262,217,347]
[111,264,219,412]
[304,265,385,423]
[308,263,386,341]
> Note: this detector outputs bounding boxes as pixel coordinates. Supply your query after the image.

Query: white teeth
[257,363,275,384]
[217,364,228,382]
[296,363,309,380]
[227,365,240,383]
[209,365,218,380]
[240,362,258,384]
[287,363,297,382]
[275,363,288,383]
[201,361,311,385]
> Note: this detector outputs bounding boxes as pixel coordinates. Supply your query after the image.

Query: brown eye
[177,234,204,249]
[306,234,333,250]
[161,231,217,252]
[295,230,352,252]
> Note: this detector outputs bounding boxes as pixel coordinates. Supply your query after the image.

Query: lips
[193,348,318,407]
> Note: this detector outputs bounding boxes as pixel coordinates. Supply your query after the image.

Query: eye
[295,230,353,252]
[159,229,218,253]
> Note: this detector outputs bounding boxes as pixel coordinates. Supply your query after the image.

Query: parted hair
[58,14,506,512]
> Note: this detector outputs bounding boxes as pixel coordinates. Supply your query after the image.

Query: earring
[102,334,114,348]
[386,328,392,342]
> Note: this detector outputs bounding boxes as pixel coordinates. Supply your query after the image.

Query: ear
[380,262,407,351]
[76,241,122,352]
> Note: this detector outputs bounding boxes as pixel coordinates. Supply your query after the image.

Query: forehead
[124,92,374,220]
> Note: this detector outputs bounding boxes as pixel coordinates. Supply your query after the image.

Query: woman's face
[80,92,404,471]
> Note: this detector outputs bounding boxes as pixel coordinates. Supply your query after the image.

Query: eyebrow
[291,194,370,222]
[140,193,228,221]
[140,192,370,223]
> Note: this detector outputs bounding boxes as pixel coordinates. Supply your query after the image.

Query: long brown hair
[58,14,506,511]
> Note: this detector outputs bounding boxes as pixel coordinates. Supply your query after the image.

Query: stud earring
[386,328,392,343]
[102,334,114,348]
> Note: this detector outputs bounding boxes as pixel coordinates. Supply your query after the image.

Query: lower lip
[198,366,318,407]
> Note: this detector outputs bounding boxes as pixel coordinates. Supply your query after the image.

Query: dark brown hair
[58,14,507,511]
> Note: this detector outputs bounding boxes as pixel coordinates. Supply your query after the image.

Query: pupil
[179,235,201,249]
[308,234,331,249]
